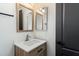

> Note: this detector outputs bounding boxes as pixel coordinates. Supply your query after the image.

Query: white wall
[33,3,56,56]
[0,3,32,56]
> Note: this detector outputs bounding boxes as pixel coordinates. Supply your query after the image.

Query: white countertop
[14,39,47,53]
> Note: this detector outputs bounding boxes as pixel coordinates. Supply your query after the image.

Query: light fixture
[39,8,46,13]
[41,9,45,13]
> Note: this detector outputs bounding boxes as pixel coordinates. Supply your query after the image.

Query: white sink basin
[22,39,41,46]
[14,39,46,52]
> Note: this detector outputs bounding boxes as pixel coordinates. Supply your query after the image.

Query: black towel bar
[0,12,14,17]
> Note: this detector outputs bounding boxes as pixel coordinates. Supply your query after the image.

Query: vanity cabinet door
[19,48,24,56]
[15,46,25,56]
[15,46,20,56]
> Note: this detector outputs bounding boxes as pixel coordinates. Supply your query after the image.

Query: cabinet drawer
[30,43,47,56]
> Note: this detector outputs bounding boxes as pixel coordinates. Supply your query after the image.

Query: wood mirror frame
[16,3,34,32]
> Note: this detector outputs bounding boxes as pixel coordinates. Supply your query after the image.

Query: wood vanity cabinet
[14,43,47,56]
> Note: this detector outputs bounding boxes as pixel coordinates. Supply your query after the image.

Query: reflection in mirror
[42,7,48,31]
[27,13,32,30]
[19,10,23,30]
[36,12,43,30]
[35,7,48,31]
[16,3,33,32]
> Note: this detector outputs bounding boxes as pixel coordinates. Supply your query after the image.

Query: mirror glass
[35,7,48,31]
[16,3,33,32]
[42,7,48,31]
[36,13,43,30]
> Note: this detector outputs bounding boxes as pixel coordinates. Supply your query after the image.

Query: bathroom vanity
[14,39,47,56]
[15,3,48,56]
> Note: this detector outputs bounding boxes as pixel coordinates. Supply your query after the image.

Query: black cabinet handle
[37,48,43,53]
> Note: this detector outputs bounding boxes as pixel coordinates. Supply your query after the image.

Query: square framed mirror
[16,3,34,32]
[35,7,48,31]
